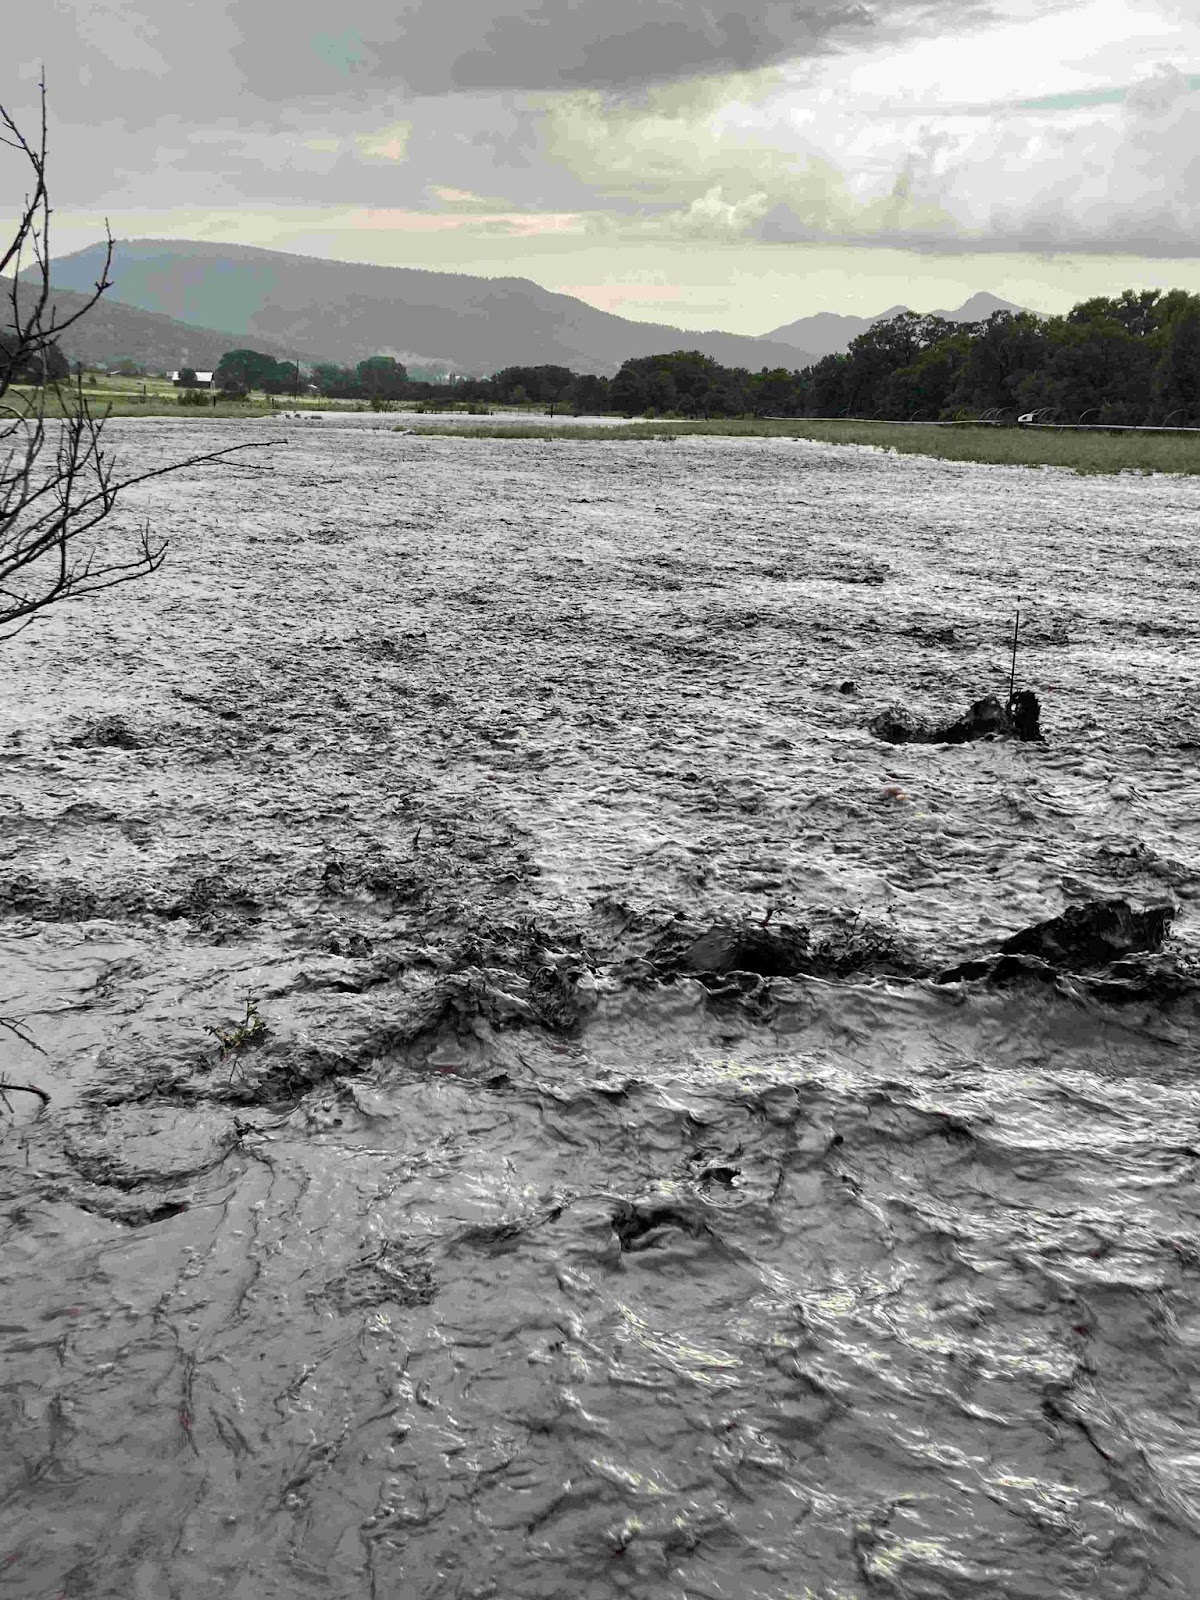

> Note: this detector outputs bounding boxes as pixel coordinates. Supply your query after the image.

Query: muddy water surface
[3,420,1200,1598]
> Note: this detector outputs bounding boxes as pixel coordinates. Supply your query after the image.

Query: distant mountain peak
[942,290,1023,320]
[764,292,1028,358]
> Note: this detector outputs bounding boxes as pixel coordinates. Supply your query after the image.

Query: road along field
[3,417,1200,1598]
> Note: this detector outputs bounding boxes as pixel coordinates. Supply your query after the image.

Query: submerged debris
[1006,690,1043,742]
[0,871,103,922]
[634,912,920,990]
[904,623,961,647]
[611,1199,710,1252]
[999,898,1174,967]
[937,897,1176,985]
[870,691,1044,745]
[69,714,145,750]
[313,1242,437,1311]
[676,921,811,979]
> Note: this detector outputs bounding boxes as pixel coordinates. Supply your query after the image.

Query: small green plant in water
[205,998,267,1077]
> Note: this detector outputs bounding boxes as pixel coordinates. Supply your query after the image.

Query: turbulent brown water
[3,418,1200,1599]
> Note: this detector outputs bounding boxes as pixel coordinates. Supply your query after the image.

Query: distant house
[170,369,214,388]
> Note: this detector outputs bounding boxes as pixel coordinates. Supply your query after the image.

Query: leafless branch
[0,1079,51,1113]
[0,77,275,637]
[1,1014,48,1054]
[0,1016,52,1111]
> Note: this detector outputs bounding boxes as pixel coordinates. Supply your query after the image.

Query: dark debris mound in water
[0,870,103,923]
[0,866,262,934]
[677,920,811,979]
[68,714,145,750]
[634,913,922,989]
[904,623,963,647]
[312,1241,437,1312]
[611,1199,711,1253]
[1000,898,1174,967]
[806,915,925,979]
[936,897,1177,987]
[870,691,1043,746]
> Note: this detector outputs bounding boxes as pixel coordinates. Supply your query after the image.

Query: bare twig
[0,1016,51,1115]
[1,78,275,638]
[1007,602,1021,708]
[1,1014,48,1053]
[0,1078,51,1111]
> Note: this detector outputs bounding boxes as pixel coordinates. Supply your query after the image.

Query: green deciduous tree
[1154,302,1200,423]
[567,372,611,415]
[356,354,407,401]
[610,351,730,417]
[311,362,360,398]
[946,311,1050,417]
[215,349,299,395]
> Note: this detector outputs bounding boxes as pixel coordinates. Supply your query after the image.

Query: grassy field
[8,375,371,420]
[9,384,1199,473]
[401,416,1200,476]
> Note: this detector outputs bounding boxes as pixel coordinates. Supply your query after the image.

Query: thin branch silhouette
[1,77,277,639]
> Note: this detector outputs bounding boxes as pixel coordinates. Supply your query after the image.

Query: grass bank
[12,391,1198,473]
[403,417,1200,475]
[8,382,370,421]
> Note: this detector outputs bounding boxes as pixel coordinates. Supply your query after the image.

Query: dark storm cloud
[230,0,1000,99]
[1,0,1000,215]
[5,0,994,125]
[15,0,1192,260]
[6,0,990,210]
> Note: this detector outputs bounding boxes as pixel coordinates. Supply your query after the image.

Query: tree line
[584,291,1199,424]
[793,290,1200,425]
[125,286,1200,426]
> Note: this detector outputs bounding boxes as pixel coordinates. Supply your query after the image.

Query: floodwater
[269,407,635,428]
[3,419,1200,1599]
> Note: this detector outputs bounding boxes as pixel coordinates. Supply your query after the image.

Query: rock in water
[997,898,1173,969]
[936,897,1175,983]
[1007,690,1044,742]
[869,692,1043,745]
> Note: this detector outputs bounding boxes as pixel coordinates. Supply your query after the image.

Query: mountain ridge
[764,291,1029,358]
[36,239,822,378]
[0,275,327,373]
[17,243,1032,378]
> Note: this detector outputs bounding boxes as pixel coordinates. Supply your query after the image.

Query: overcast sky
[3,0,1199,331]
